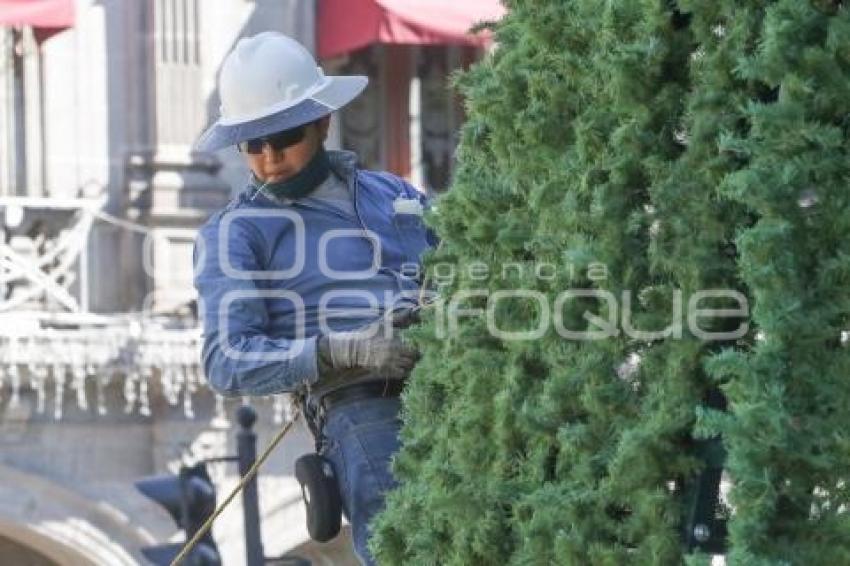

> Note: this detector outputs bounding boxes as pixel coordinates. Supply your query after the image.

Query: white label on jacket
[393,197,424,216]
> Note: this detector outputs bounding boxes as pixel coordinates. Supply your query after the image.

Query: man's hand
[319,330,419,379]
[317,307,421,380]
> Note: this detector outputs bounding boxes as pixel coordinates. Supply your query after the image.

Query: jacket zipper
[351,172,410,302]
[351,173,367,231]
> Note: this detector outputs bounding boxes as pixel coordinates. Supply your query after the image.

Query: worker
[193,32,436,565]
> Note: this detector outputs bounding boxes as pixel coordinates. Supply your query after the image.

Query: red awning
[318,0,505,59]
[0,0,74,37]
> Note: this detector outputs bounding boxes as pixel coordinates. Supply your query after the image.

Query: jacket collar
[326,149,359,183]
[246,148,361,204]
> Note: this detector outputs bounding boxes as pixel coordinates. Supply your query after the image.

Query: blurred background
[0,0,501,564]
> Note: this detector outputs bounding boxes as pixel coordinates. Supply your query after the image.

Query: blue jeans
[320,395,402,565]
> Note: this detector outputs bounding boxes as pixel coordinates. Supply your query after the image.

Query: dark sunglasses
[238,124,307,154]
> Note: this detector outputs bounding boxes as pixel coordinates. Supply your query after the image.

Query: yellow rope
[170,405,302,566]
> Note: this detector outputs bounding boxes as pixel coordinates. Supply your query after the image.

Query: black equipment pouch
[293,388,342,542]
[295,453,342,542]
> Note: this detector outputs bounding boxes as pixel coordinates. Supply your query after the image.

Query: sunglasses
[238,125,308,154]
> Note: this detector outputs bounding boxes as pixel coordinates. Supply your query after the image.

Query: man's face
[243,116,331,183]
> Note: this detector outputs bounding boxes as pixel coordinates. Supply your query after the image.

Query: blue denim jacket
[193,151,436,397]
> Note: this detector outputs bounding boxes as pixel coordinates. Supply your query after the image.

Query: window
[336,44,480,192]
[153,0,202,151]
[0,27,44,196]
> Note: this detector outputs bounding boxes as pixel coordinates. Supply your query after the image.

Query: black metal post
[237,405,265,566]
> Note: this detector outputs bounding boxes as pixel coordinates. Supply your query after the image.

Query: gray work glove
[316,306,421,380]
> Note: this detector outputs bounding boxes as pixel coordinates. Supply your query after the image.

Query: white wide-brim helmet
[195,32,367,153]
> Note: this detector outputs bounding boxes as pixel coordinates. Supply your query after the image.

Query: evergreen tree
[695,2,850,563]
[371,2,850,564]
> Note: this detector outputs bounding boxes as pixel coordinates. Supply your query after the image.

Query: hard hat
[196,32,367,152]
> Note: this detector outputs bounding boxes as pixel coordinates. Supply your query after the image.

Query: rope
[91,209,156,235]
[170,404,302,566]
